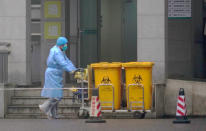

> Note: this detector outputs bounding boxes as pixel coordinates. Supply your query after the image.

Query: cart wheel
[133,111,145,119]
[78,109,89,119]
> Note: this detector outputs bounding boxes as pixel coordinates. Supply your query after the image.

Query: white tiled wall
[0,17,26,40]
[0,0,26,17]
[137,0,166,83]
[0,0,27,85]
[137,0,164,15]
[138,38,165,62]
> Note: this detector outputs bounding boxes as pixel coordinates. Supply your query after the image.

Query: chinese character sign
[168,0,191,18]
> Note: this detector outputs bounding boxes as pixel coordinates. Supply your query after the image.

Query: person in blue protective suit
[39,36,77,119]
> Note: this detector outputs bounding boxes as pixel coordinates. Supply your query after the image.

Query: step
[11,96,76,105]
[8,104,81,114]
[14,89,73,97]
[101,111,156,119]
[101,112,138,119]
[6,113,78,119]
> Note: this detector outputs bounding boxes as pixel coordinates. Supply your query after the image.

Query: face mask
[62,44,68,51]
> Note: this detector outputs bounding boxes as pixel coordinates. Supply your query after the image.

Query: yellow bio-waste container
[91,62,122,110]
[122,62,154,111]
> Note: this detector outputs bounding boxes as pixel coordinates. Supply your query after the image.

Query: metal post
[81,71,84,108]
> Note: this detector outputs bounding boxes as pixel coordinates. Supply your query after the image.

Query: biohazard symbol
[101,76,111,84]
[133,75,143,84]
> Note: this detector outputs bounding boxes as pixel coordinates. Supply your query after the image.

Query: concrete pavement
[0,118,205,131]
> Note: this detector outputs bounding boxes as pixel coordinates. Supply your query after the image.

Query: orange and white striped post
[173,88,190,124]
[85,89,106,123]
[90,96,102,118]
[176,95,186,116]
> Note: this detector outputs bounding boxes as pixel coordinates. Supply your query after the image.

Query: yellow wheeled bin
[91,62,122,110]
[122,62,154,111]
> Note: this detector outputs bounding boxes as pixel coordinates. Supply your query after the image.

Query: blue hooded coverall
[41,45,76,99]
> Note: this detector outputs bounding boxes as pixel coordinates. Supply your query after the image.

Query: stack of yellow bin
[91,62,154,111]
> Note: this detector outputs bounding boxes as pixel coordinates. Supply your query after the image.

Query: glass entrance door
[122,0,137,62]
[99,0,137,62]
[79,0,99,68]
[78,0,137,67]
[100,0,122,62]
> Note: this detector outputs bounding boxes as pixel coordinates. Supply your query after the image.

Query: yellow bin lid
[91,62,122,68]
[122,62,154,67]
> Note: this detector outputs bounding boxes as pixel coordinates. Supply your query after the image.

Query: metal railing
[97,84,115,111]
[127,83,144,112]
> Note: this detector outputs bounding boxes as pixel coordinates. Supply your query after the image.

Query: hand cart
[74,68,150,119]
[73,68,90,119]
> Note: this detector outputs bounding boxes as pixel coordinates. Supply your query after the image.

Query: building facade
[0,0,166,85]
[1,0,206,116]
